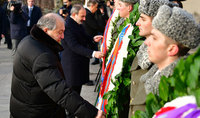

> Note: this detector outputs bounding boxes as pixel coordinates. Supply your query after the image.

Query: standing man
[2,0,12,49]
[61,4,104,95]
[8,1,29,55]
[10,13,105,118]
[22,0,42,34]
[83,0,105,65]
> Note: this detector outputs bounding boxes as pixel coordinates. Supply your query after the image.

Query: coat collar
[140,59,179,95]
[30,25,64,53]
[85,8,94,15]
[137,43,152,70]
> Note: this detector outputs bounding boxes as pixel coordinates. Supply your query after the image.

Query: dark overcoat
[0,6,3,35]
[10,25,98,118]
[82,8,104,37]
[2,2,10,35]
[8,10,29,40]
[61,17,95,87]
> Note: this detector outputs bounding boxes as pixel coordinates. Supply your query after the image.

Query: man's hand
[10,6,14,11]
[96,110,106,118]
[93,35,103,42]
[59,9,63,15]
[94,51,105,59]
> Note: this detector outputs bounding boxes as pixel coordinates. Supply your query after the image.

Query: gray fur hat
[139,0,174,17]
[153,5,200,49]
[120,0,138,4]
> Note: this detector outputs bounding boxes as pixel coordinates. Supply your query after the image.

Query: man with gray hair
[10,13,105,118]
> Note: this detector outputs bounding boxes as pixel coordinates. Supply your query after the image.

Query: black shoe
[91,60,100,65]
[84,80,94,86]
[7,46,12,50]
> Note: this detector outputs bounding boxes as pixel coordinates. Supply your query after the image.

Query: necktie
[29,8,32,17]
[27,8,32,27]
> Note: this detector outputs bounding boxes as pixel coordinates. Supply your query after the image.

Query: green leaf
[132,110,148,118]
[145,93,156,116]
[187,57,200,89]
[123,77,131,86]
[129,35,134,40]
[133,40,144,47]
[159,76,169,101]
[194,88,200,107]
[103,91,112,99]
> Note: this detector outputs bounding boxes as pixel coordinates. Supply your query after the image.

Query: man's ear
[71,13,76,17]
[128,5,133,12]
[168,44,179,56]
[43,27,48,33]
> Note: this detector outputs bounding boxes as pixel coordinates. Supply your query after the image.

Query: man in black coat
[2,0,12,49]
[22,0,42,34]
[83,0,105,37]
[83,0,106,65]
[8,2,29,55]
[61,4,104,95]
[10,13,105,118]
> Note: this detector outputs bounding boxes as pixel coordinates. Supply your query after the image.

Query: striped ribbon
[101,9,117,77]
[97,25,131,112]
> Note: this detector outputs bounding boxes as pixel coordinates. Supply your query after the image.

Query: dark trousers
[12,39,21,56]
[4,31,12,49]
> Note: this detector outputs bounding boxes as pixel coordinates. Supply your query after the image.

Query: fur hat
[152,5,200,49]
[120,0,138,4]
[139,0,175,17]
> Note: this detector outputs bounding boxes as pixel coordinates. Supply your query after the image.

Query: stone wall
[183,0,200,23]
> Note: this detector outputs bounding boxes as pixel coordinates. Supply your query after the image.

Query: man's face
[144,29,170,66]
[63,0,71,7]
[117,1,130,18]
[27,0,34,7]
[136,13,153,37]
[91,3,98,13]
[46,20,65,43]
[74,8,86,24]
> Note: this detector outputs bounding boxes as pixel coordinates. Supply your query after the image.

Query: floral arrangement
[96,3,144,117]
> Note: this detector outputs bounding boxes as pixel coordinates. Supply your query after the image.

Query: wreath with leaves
[101,3,144,117]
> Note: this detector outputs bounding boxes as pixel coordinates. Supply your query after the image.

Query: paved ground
[0,39,100,118]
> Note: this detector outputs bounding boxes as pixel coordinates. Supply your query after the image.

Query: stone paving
[0,40,100,118]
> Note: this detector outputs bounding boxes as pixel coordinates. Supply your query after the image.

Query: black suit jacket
[22,5,42,29]
[61,17,95,87]
[82,8,104,37]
